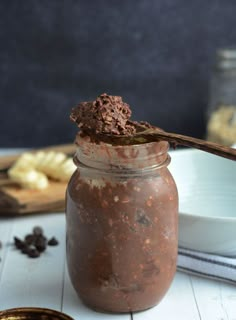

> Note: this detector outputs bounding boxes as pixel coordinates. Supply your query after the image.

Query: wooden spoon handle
[142,131,236,161]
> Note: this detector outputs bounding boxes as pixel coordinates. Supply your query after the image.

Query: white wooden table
[1,213,236,320]
[1,150,236,319]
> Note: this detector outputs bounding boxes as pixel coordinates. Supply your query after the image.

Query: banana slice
[8,150,76,190]
[35,151,67,177]
[50,158,76,182]
[8,167,49,190]
[11,152,37,169]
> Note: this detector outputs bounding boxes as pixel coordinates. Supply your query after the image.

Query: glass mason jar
[207,48,236,146]
[66,136,178,313]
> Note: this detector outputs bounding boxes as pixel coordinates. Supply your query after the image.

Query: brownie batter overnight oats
[66,93,178,313]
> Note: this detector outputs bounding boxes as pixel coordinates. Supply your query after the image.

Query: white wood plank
[191,275,236,320]
[0,218,14,280]
[133,272,200,320]
[62,265,131,320]
[219,281,236,319]
[0,213,66,310]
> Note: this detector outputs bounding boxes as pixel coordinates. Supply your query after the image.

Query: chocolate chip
[21,245,30,254]
[48,237,59,246]
[33,226,43,236]
[25,234,36,245]
[135,209,151,227]
[136,215,151,226]
[35,237,47,252]
[14,236,26,250]
[28,248,40,258]
[13,226,58,258]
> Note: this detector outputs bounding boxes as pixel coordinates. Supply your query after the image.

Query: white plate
[168,148,236,256]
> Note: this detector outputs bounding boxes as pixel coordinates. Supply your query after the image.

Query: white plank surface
[0,213,66,310]
[132,272,200,320]
[0,218,14,279]
[0,212,236,319]
[191,276,236,320]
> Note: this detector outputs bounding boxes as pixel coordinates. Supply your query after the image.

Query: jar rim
[74,154,171,177]
[74,135,170,171]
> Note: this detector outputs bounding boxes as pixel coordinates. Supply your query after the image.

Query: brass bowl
[0,308,74,320]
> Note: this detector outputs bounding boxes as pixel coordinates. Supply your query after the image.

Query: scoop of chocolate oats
[70,93,137,135]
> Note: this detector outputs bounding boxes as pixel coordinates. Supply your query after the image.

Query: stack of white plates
[169,148,236,256]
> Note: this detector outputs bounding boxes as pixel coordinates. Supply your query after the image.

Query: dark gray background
[1,1,236,147]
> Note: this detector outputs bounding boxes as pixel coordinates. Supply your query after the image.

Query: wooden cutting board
[0,144,76,216]
[0,181,67,215]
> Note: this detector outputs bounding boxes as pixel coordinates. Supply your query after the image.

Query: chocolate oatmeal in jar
[66,94,178,313]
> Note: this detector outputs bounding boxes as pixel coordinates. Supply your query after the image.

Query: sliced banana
[50,158,76,182]
[8,167,49,190]
[35,151,67,177]
[8,150,76,190]
[11,152,37,169]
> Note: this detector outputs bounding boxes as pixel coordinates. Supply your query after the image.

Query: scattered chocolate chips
[13,226,59,259]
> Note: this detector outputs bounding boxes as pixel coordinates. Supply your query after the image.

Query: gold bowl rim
[0,307,74,320]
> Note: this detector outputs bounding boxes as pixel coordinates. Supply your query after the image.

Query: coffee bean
[48,237,59,246]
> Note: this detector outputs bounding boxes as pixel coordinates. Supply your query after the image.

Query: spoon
[97,128,236,161]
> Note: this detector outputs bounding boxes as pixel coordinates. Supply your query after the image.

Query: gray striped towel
[177,247,236,285]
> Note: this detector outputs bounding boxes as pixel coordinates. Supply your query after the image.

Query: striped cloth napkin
[177,247,236,284]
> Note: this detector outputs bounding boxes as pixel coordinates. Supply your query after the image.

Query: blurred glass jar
[207,48,236,146]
